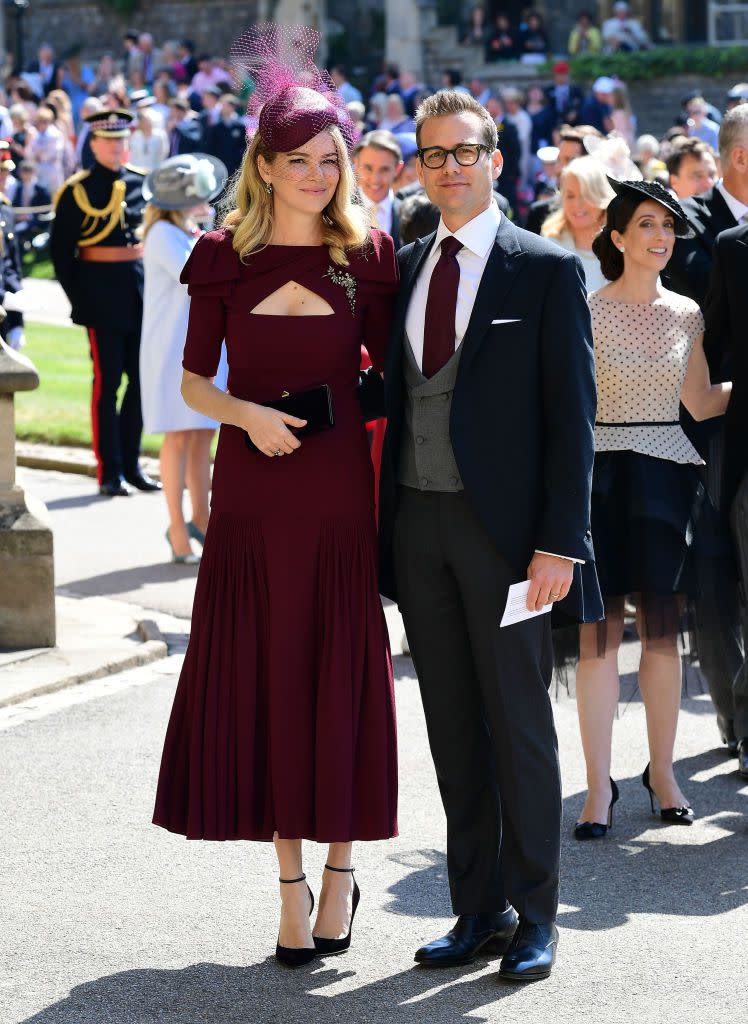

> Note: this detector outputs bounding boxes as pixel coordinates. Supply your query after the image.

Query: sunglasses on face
[417,143,493,169]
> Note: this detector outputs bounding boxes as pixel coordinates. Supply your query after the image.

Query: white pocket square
[491,318,521,325]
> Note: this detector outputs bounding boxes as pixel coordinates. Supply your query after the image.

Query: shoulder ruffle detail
[180,228,241,297]
[347,229,399,291]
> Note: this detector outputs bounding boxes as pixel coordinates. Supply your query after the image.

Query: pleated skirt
[152,510,399,842]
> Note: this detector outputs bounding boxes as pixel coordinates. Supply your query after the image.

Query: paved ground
[2,467,747,1023]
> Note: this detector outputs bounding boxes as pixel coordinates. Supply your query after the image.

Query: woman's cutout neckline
[249,281,335,317]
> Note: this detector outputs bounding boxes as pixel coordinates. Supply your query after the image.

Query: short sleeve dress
[587,287,704,640]
[152,228,399,843]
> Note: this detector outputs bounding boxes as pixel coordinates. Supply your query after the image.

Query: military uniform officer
[51,108,161,496]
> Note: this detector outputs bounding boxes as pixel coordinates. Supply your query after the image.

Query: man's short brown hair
[414,90,498,151]
[665,136,713,177]
[352,129,402,164]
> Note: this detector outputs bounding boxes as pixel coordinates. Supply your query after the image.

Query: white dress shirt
[368,190,394,234]
[717,179,748,224]
[404,201,583,565]
[405,202,501,370]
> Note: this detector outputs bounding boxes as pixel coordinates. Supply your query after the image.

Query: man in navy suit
[378,90,601,981]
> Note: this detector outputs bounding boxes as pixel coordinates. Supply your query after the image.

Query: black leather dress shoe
[414,908,519,967]
[99,477,132,497]
[738,739,748,779]
[124,470,162,492]
[499,921,558,982]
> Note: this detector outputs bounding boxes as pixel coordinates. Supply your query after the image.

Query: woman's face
[260,130,341,217]
[613,199,676,272]
[562,174,602,237]
[186,201,211,221]
[527,86,543,105]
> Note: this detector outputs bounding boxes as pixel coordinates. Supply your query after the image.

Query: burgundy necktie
[422,236,463,378]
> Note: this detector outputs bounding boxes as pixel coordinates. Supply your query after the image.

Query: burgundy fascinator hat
[230,23,358,152]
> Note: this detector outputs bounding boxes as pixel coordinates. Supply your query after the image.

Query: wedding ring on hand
[550,592,561,600]
[273,449,283,457]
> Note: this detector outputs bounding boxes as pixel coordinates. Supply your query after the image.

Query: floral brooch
[324,265,357,315]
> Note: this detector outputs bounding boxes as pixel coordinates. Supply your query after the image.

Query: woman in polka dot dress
[573,179,732,838]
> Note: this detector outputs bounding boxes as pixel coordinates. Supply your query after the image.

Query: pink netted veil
[230,23,357,151]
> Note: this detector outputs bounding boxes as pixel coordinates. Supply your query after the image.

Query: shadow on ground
[19,749,746,1024]
[62,562,200,597]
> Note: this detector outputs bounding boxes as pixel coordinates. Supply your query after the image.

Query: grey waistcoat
[398,334,464,492]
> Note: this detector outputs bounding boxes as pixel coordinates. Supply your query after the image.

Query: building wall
[13,0,258,64]
[10,0,385,73]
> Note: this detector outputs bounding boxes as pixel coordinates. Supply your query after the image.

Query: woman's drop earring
[264,182,273,195]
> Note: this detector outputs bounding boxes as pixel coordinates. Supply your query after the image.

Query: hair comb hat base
[605,176,695,238]
[258,84,354,152]
[143,153,228,210]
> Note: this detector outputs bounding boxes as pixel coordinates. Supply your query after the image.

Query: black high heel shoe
[642,764,694,825]
[313,864,360,956]
[574,778,619,840]
[275,874,318,967]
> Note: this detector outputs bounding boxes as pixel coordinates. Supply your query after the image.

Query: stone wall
[627,75,739,138]
[12,0,261,62]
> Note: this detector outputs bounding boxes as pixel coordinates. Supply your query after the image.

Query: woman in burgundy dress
[152,27,398,967]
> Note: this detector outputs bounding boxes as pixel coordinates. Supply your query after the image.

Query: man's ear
[492,149,504,181]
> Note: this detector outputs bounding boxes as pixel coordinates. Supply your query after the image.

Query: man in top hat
[51,108,160,496]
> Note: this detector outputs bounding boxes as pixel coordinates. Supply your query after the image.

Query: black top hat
[606,177,694,238]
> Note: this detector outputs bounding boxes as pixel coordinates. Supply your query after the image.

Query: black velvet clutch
[244,384,335,453]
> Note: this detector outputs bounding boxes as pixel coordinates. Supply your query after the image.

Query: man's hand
[526,553,574,612]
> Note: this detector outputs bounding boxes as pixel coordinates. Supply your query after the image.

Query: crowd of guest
[462,3,651,62]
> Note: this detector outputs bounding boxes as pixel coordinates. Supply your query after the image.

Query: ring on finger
[550,591,561,600]
[273,449,283,457]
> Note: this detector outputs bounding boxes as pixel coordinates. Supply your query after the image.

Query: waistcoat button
[416,435,425,445]
[420,477,429,488]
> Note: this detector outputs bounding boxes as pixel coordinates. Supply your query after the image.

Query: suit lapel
[707,188,739,235]
[457,216,527,375]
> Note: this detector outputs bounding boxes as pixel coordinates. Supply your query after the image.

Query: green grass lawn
[15,321,163,456]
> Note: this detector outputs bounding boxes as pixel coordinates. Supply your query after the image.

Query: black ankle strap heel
[275,874,317,968]
[313,865,361,957]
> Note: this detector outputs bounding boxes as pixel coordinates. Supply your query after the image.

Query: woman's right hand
[241,402,307,458]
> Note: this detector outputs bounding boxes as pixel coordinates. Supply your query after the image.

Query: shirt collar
[377,191,394,215]
[432,201,501,260]
[717,179,748,222]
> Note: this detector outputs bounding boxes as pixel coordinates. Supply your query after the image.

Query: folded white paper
[500,580,553,627]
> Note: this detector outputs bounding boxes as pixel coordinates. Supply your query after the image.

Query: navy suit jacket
[703,223,748,510]
[378,214,602,623]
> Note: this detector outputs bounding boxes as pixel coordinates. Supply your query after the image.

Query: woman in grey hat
[139,152,228,563]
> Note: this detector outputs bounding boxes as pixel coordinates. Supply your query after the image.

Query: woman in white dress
[140,153,228,563]
[129,108,169,171]
[541,155,615,292]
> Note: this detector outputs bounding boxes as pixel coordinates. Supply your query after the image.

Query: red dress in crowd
[153,227,399,843]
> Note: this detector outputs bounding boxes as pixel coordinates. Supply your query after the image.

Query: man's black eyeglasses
[416,143,493,169]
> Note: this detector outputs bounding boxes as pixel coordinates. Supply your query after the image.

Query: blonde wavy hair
[541,156,615,241]
[140,205,191,240]
[221,125,369,266]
